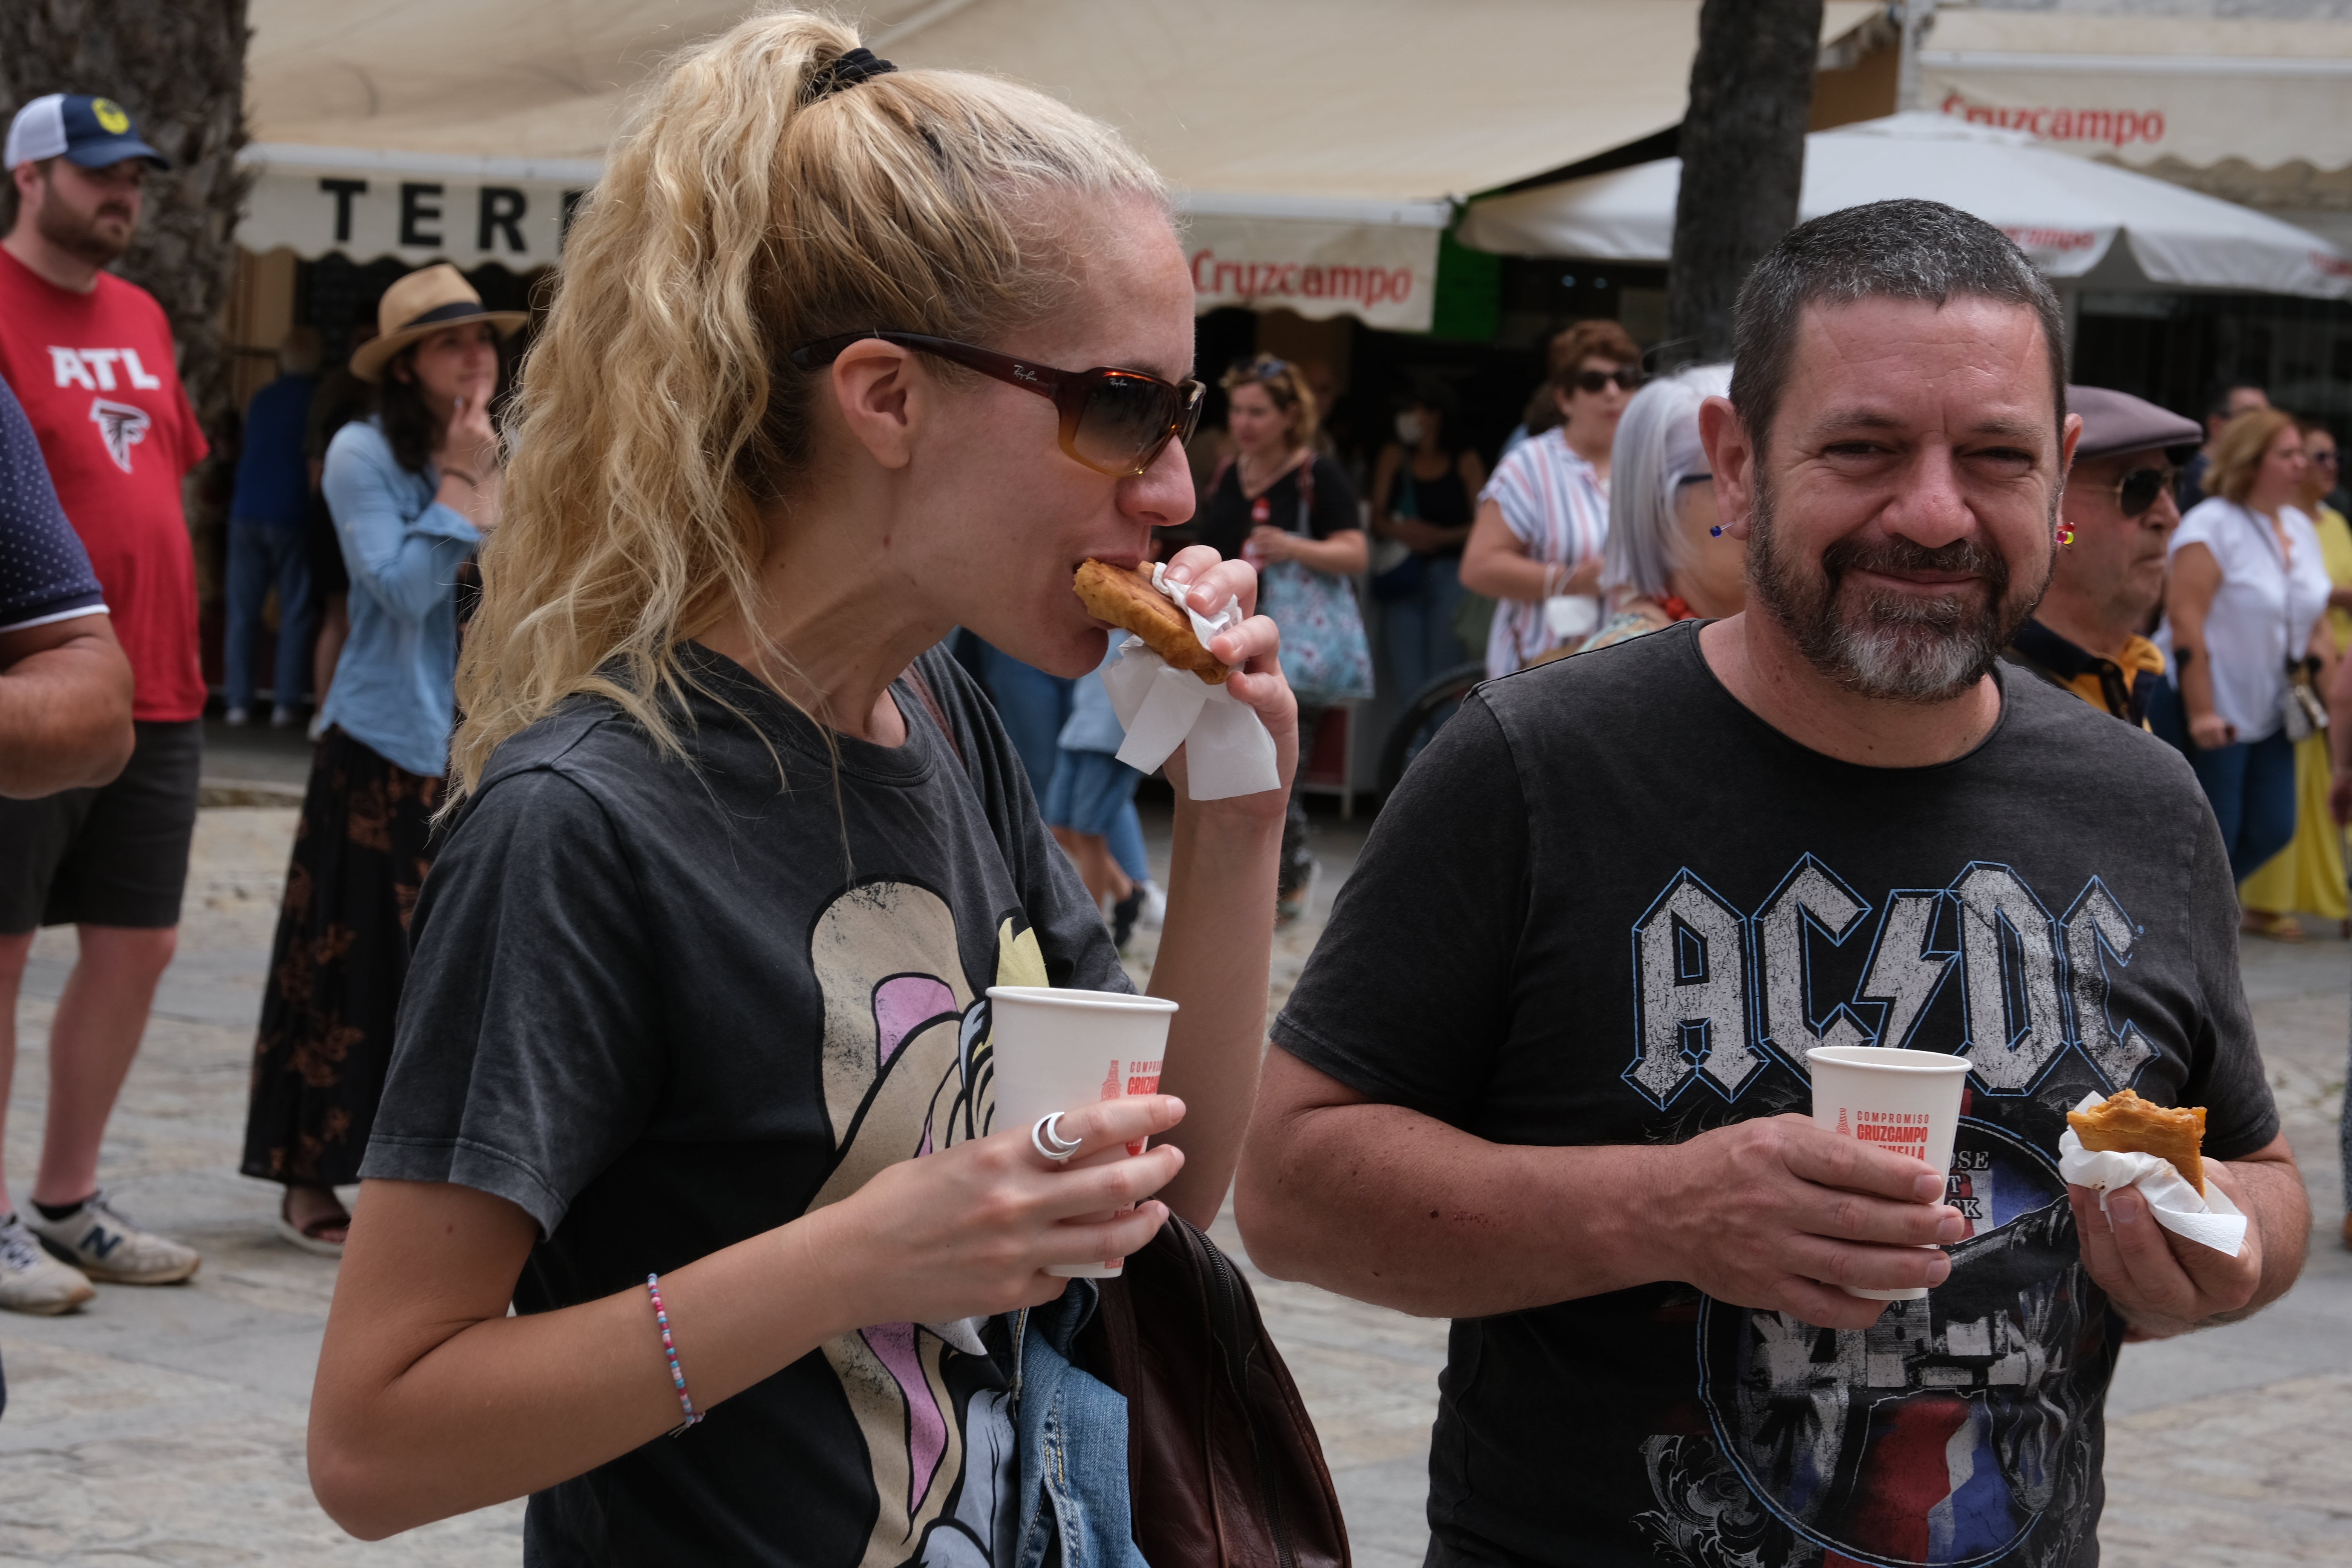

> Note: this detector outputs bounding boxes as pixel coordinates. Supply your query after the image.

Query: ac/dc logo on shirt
[1625,855,2151,1108]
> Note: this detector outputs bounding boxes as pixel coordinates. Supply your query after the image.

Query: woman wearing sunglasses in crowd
[305,14,1297,1560]
[1461,319,1641,676]
[1192,355,1365,922]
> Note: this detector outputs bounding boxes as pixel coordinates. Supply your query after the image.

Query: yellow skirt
[2238,732,2348,919]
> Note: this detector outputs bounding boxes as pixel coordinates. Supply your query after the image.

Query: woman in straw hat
[239,264,523,1254]
[306,12,1297,1559]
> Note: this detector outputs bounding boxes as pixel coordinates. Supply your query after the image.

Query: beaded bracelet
[646,1273,704,1435]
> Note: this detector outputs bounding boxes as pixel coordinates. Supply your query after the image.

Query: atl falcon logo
[89,398,151,473]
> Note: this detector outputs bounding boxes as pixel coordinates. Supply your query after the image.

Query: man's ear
[2058,411,2084,477]
[1699,395,1757,542]
[828,340,923,472]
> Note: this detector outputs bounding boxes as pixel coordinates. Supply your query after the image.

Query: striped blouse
[1479,427,1610,677]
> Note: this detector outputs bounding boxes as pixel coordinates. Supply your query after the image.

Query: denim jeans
[1381,554,1469,704]
[978,641,1149,884]
[225,519,315,712]
[2185,729,2299,884]
[1011,1283,1148,1568]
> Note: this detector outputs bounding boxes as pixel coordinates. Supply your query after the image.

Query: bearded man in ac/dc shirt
[0,93,209,1312]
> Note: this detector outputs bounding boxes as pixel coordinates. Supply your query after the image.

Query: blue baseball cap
[4,94,169,173]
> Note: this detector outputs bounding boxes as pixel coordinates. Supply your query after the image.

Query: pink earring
[2056,521,2075,547]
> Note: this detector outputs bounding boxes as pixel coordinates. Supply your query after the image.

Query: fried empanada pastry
[1072,559,1228,686]
[2067,1087,2207,1194]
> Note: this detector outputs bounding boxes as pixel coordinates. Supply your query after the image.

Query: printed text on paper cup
[1839,1109,1930,1162]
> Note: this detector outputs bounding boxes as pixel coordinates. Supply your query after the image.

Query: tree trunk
[1665,0,1824,363]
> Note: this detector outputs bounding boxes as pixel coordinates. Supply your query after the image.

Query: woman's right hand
[817,1094,1188,1329]
[2188,712,2236,750]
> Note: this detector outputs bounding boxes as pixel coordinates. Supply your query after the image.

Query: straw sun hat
[350,263,528,383]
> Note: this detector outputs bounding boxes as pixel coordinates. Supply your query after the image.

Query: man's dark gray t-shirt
[1274,621,2277,1568]
[364,645,1127,1566]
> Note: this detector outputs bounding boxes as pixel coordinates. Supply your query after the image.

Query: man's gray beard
[37,193,129,267]
[1745,476,2052,705]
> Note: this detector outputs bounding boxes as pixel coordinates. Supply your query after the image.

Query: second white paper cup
[1807,1045,1970,1301]
[988,985,1176,1278]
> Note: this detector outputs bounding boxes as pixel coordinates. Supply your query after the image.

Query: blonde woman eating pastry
[306,15,1296,1560]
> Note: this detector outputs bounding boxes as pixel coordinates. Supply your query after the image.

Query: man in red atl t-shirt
[0,93,207,1308]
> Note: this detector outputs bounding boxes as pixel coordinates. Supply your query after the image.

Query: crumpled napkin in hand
[1098,565,1280,802]
[2056,1092,2247,1257]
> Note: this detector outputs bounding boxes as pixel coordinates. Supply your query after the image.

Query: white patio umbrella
[1458,112,2352,300]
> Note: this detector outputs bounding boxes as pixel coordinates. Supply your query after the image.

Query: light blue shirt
[317,417,481,777]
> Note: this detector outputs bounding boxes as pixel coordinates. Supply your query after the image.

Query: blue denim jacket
[1011,1283,1148,1568]
[317,418,479,776]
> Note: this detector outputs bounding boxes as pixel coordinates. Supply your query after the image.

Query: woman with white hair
[1583,364,1746,652]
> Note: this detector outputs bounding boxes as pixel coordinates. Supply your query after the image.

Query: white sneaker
[27,1192,201,1286]
[270,704,300,729]
[1137,879,1167,932]
[223,706,251,727]
[0,1212,95,1315]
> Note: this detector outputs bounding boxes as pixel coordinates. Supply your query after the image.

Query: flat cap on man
[2066,385,2204,466]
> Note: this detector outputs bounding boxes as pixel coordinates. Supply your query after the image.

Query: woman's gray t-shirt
[364,643,1128,1566]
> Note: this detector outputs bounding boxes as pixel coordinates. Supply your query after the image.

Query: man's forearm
[1236,1096,1669,1316]
[2205,1153,2308,1326]
[0,633,135,797]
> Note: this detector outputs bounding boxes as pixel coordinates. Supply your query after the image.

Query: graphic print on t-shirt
[1625,854,2135,1568]
[800,877,1047,1568]
[1626,855,2151,1111]
[89,398,150,472]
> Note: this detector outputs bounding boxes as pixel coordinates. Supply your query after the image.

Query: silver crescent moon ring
[1031,1112,1084,1163]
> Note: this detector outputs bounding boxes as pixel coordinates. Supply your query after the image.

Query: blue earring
[1710,525,1724,537]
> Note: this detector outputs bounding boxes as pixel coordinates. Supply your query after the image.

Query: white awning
[1456,114,2352,301]
[1919,11,2352,174]
[242,0,1878,329]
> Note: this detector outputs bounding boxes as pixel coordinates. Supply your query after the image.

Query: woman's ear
[827,339,922,472]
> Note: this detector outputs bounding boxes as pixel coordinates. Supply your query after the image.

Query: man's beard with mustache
[1745,474,2052,704]
[37,193,132,267]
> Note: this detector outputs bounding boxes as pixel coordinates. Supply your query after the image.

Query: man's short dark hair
[1728,199,2067,458]
[2206,381,2265,421]
[0,155,58,236]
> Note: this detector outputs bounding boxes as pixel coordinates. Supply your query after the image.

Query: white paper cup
[1807,1045,1970,1301]
[988,986,1176,1278]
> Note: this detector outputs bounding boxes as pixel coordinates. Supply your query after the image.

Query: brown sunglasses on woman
[791,329,1206,477]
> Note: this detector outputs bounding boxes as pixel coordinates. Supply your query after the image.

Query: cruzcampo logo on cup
[93,98,131,135]
[1808,1044,1971,1302]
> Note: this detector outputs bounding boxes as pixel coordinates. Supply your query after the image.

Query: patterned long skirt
[240,727,441,1188]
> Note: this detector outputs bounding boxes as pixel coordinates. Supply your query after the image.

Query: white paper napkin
[2057,1092,2247,1257]
[1098,565,1280,802]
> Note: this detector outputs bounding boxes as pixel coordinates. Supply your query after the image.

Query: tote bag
[1256,458,1375,709]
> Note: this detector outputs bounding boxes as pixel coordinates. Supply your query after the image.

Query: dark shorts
[0,718,202,933]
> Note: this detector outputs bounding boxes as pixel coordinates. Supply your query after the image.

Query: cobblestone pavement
[2,797,2346,1565]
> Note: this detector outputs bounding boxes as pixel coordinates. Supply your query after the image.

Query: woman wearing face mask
[241,266,518,1253]
[1461,319,1640,676]
[305,16,1296,1559]
[1368,383,1485,701]
[2238,417,2350,937]
[2169,407,2336,938]
[1581,364,1742,652]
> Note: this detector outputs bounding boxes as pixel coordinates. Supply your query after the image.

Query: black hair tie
[810,46,897,101]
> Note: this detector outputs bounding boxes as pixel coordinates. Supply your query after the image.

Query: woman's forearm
[1286,530,1367,576]
[1460,503,1558,602]
[311,1181,866,1540]
[1147,805,1283,1227]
